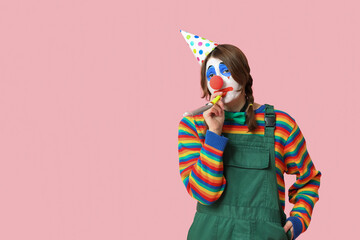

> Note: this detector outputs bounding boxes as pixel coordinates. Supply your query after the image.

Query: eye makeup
[219,63,231,77]
[206,66,216,81]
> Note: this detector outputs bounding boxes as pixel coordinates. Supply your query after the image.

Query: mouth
[214,87,233,97]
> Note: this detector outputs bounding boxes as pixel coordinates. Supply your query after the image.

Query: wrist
[286,216,303,239]
[209,129,222,135]
[205,130,228,151]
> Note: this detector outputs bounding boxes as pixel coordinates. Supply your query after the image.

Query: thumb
[283,220,293,232]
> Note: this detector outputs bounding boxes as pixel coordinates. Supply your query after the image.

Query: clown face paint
[205,57,243,103]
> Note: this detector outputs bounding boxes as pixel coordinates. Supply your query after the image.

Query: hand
[203,92,225,135]
[283,221,294,240]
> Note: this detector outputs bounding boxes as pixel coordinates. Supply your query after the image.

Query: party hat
[180,29,218,65]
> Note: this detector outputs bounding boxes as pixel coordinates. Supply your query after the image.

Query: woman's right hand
[203,92,225,135]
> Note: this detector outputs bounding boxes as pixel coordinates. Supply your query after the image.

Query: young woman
[178,44,322,240]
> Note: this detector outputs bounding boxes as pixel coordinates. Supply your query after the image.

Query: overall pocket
[222,144,270,207]
[257,221,290,240]
[224,145,270,169]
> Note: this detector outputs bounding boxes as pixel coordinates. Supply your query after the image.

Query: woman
[178,42,322,239]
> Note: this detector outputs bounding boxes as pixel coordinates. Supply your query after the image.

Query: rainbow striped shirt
[178,104,322,236]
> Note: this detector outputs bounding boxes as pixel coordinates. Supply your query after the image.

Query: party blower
[183,95,223,117]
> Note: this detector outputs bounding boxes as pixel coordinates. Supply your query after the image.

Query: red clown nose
[209,76,223,90]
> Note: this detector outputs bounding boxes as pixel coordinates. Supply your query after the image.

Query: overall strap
[264,104,286,225]
[264,104,275,139]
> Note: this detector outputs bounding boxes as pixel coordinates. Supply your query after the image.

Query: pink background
[0,0,358,239]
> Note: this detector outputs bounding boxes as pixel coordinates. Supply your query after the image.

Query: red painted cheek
[209,76,223,90]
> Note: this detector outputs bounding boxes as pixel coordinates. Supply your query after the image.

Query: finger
[283,221,293,232]
[210,92,223,101]
[219,108,224,117]
[217,98,224,110]
[212,104,222,115]
[212,105,222,116]
[203,106,214,117]
[211,106,220,116]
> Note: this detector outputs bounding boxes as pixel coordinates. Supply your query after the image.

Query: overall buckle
[265,114,276,127]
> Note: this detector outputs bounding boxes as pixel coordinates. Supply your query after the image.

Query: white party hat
[180,29,218,65]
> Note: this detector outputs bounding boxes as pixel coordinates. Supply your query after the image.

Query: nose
[209,76,223,90]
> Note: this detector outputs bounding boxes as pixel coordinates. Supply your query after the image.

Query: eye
[219,63,231,77]
[206,66,216,81]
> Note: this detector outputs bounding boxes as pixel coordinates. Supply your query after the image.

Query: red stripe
[199,156,223,172]
[192,166,225,187]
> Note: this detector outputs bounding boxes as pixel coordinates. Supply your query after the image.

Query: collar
[224,101,248,124]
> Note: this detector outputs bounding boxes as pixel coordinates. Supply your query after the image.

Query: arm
[178,116,228,205]
[284,122,322,239]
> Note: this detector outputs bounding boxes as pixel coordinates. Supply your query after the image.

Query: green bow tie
[224,111,246,124]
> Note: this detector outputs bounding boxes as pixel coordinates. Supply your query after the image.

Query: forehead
[205,57,223,70]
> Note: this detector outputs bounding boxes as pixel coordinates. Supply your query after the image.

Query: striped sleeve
[178,116,228,205]
[283,121,322,237]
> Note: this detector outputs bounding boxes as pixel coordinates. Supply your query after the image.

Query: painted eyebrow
[208,62,226,70]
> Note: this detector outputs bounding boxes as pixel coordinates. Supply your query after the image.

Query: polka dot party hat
[180,29,218,65]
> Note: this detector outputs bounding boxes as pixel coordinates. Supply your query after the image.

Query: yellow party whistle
[183,95,222,117]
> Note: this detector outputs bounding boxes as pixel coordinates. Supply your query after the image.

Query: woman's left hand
[283,221,294,240]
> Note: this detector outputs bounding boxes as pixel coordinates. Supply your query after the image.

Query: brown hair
[200,44,258,132]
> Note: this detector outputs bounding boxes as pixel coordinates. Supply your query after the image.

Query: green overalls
[188,104,292,240]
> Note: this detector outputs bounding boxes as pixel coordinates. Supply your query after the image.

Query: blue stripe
[197,159,222,176]
[201,147,221,159]
[179,154,199,164]
[181,117,197,133]
[191,189,212,205]
[190,169,224,192]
